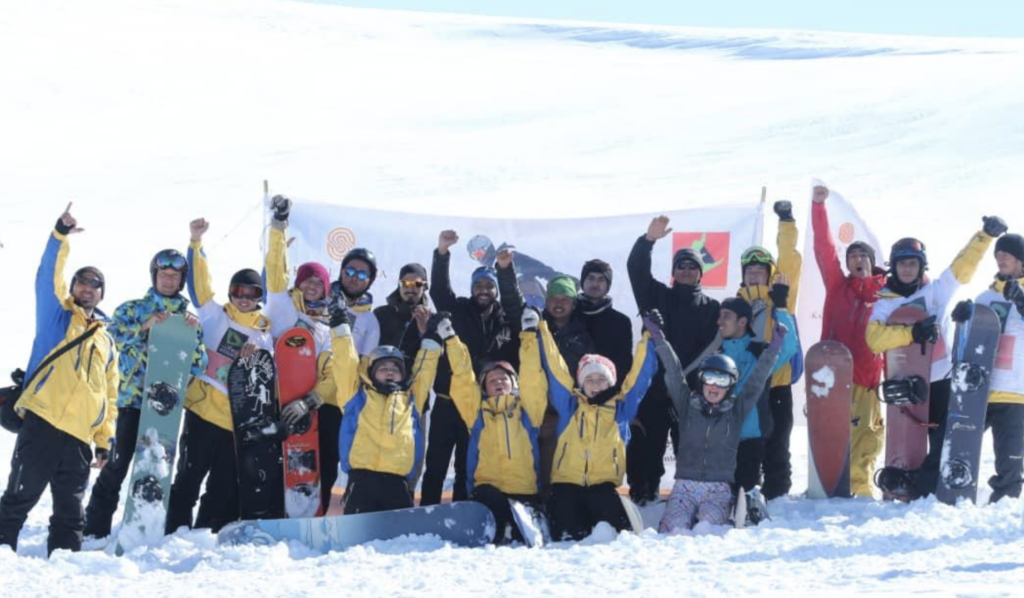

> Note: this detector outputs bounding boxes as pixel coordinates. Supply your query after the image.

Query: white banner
[277,200,764,332]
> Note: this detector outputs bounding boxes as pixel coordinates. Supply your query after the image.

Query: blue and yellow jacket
[16,230,119,449]
[111,289,207,409]
[331,326,440,481]
[448,332,548,496]
[532,322,658,487]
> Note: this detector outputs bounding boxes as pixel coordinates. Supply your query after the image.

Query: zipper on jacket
[702,420,712,475]
[583,448,590,487]
[390,395,396,435]
[555,442,568,471]
[86,346,96,383]
[503,411,512,459]
[593,410,600,441]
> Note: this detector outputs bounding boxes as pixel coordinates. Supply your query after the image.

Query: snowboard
[276,328,321,518]
[509,499,548,547]
[618,495,645,533]
[115,315,197,555]
[217,501,495,551]
[804,340,853,499]
[936,303,1000,505]
[881,304,935,501]
[228,348,285,520]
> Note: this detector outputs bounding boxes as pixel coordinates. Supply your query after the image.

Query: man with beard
[373,263,431,372]
[577,259,633,388]
[421,230,519,505]
[626,215,721,504]
[329,249,381,357]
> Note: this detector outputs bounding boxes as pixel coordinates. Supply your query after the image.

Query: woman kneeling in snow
[654,314,787,533]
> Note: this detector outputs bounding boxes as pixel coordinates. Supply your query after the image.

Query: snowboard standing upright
[804,340,853,499]
[228,348,285,520]
[115,315,197,555]
[882,304,936,501]
[936,303,1000,505]
[276,328,321,518]
[217,502,495,551]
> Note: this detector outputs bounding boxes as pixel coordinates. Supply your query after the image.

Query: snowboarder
[810,185,887,497]
[82,248,206,539]
[868,215,1006,498]
[0,204,119,556]
[164,218,274,533]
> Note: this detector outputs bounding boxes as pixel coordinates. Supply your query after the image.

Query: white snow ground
[2,0,1024,595]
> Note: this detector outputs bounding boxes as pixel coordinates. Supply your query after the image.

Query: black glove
[424,311,454,343]
[271,195,291,221]
[951,300,973,324]
[911,316,939,345]
[1004,279,1024,312]
[768,283,790,308]
[773,200,794,222]
[983,215,1007,238]
[55,218,72,235]
[329,298,351,329]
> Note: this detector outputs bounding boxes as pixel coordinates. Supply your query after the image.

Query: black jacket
[578,296,633,388]
[543,310,596,378]
[373,289,428,372]
[430,250,519,396]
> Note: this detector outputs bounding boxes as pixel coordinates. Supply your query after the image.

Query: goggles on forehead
[740,248,774,267]
[700,369,735,389]
[399,279,428,289]
[344,266,370,281]
[229,283,264,301]
[74,275,104,290]
[154,251,187,271]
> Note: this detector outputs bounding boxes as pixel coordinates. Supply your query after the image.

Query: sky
[295,0,1024,38]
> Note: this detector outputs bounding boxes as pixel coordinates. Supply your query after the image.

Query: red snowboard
[805,341,853,499]
[883,304,936,501]
[276,328,322,518]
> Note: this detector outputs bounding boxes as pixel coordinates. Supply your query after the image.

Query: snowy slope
[2,0,1024,594]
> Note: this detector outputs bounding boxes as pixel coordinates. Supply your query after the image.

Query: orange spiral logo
[326,227,356,262]
[838,222,855,244]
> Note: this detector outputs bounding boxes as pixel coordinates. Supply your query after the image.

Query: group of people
[1,187,1022,555]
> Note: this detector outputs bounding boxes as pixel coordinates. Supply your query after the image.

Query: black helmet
[368,345,406,380]
[150,249,188,293]
[888,237,928,271]
[342,248,378,285]
[698,354,739,387]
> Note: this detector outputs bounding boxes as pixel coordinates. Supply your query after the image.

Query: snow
[3,0,1024,594]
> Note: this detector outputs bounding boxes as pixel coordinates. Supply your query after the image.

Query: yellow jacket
[531,322,658,487]
[16,231,119,449]
[331,328,440,480]
[447,333,548,496]
[737,219,802,387]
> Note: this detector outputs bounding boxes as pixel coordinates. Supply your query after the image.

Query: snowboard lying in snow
[217,501,495,550]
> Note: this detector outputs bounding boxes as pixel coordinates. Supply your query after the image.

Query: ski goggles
[740,247,774,266]
[700,370,735,389]
[154,251,187,271]
[343,266,371,281]
[399,280,428,289]
[74,275,104,289]
[229,283,264,301]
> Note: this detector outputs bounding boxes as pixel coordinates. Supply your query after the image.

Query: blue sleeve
[536,329,577,436]
[771,310,800,373]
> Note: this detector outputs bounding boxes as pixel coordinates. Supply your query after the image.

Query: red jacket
[812,201,886,388]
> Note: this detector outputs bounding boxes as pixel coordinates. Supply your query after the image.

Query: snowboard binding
[147,381,180,416]
[881,376,928,406]
[874,466,918,498]
[744,487,770,526]
[132,474,164,503]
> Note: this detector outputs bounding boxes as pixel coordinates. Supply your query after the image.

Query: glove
[281,392,323,428]
[329,298,351,329]
[95,448,110,463]
[768,283,790,308]
[521,306,541,331]
[773,200,794,222]
[951,300,973,324]
[1004,279,1024,313]
[641,309,665,342]
[425,311,454,342]
[911,316,939,345]
[769,322,789,350]
[55,218,72,235]
[982,215,1007,238]
[271,195,291,221]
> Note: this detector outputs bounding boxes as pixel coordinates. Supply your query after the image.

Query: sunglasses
[674,261,701,271]
[700,370,734,389]
[399,280,428,289]
[155,252,187,271]
[229,283,264,301]
[344,267,370,281]
[74,276,104,290]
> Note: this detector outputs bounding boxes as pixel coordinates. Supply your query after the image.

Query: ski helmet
[887,237,928,271]
[341,248,378,285]
[478,360,518,393]
[740,245,775,280]
[229,269,265,302]
[150,249,188,293]
[368,345,406,381]
[698,354,739,388]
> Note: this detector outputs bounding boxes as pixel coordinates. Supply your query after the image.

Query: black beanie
[721,297,753,323]
[846,241,877,268]
[230,268,263,290]
[996,234,1024,263]
[672,248,703,279]
[399,263,428,280]
[580,259,613,288]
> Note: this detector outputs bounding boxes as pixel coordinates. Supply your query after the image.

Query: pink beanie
[296,262,330,291]
[577,354,617,387]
